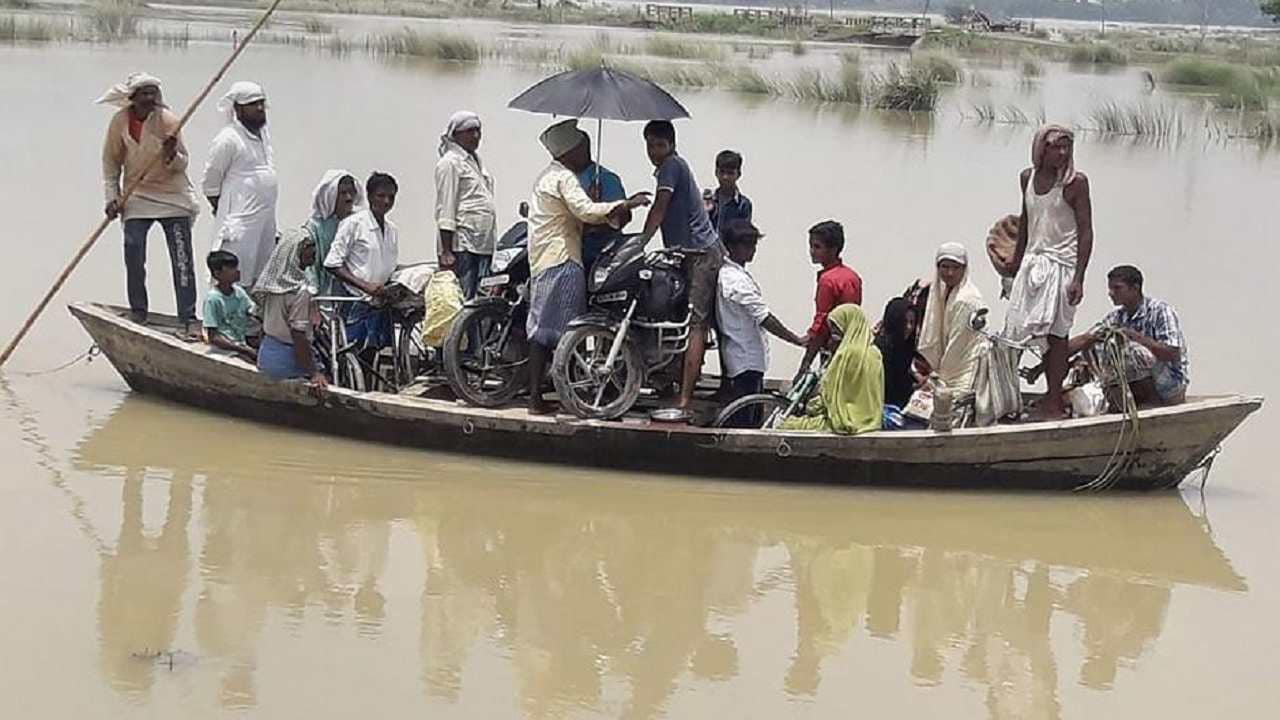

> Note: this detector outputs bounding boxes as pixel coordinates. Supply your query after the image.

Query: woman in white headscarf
[252,232,326,387]
[200,81,278,290]
[917,242,987,396]
[304,170,362,296]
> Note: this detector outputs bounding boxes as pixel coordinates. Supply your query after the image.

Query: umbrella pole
[594,118,603,196]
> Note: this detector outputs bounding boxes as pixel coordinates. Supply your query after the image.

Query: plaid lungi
[526,261,586,347]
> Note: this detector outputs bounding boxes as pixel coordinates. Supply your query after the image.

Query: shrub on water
[910,52,962,83]
[870,63,939,112]
[374,29,482,62]
[1213,74,1268,111]
[1161,57,1243,87]
[1067,42,1129,66]
[644,34,723,61]
[725,66,772,95]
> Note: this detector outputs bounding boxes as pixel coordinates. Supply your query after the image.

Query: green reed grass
[869,63,938,111]
[1089,101,1185,137]
[909,52,962,83]
[85,0,140,41]
[371,28,482,62]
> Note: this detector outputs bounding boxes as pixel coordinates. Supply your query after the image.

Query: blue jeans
[454,251,491,300]
[124,216,196,322]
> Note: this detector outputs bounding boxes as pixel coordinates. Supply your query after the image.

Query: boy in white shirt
[716,219,805,426]
[325,172,400,351]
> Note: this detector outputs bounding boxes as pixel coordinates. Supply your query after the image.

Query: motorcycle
[441,215,532,407]
[551,235,691,420]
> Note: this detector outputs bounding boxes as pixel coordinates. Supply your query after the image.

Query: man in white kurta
[200,81,279,289]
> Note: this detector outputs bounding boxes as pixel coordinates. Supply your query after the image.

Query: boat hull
[70,303,1262,491]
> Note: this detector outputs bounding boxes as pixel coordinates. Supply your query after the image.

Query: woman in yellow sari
[782,304,885,434]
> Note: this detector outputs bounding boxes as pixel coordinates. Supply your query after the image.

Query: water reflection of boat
[71,302,1262,491]
[72,395,1247,717]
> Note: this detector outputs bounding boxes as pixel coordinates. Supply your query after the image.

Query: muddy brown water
[0,23,1276,718]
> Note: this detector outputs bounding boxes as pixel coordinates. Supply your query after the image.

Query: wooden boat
[70,302,1263,492]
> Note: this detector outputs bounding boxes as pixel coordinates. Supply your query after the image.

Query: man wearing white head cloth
[434,111,497,299]
[1004,124,1094,420]
[523,119,650,414]
[200,81,278,290]
[99,72,200,329]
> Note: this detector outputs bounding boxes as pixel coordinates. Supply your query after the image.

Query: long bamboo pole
[0,0,287,369]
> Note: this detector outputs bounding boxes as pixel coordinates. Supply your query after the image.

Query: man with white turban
[99,72,200,329]
[523,119,650,414]
[1003,124,1094,420]
[200,81,278,290]
[434,110,497,299]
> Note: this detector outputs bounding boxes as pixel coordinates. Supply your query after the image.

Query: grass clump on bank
[644,34,723,61]
[869,64,938,111]
[302,15,332,34]
[909,52,962,83]
[85,0,140,41]
[372,28,482,62]
[0,14,60,42]
[1067,42,1129,66]
[1160,58,1270,111]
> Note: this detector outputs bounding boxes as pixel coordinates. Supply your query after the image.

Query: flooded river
[0,12,1277,718]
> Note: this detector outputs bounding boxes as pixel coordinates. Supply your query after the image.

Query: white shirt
[435,141,497,256]
[717,258,771,377]
[325,209,399,298]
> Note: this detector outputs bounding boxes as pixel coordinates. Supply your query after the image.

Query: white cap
[540,118,587,158]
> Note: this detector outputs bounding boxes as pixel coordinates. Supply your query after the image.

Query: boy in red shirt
[798,220,863,376]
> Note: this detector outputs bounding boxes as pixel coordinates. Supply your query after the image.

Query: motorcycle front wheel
[443,303,528,407]
[551,324,644,420]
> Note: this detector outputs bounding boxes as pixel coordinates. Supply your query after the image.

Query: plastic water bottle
[930,375,954,432]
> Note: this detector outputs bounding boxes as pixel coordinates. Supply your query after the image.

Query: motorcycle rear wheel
[443,303,528,407]
[551,324,644,420]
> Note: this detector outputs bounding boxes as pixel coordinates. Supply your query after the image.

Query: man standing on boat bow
[99,72,200,331]
[1004,124,1094,420]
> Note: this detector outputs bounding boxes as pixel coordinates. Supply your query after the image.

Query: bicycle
[709,354,830,430]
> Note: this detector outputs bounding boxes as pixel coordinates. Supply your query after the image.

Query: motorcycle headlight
[491,247,522,273]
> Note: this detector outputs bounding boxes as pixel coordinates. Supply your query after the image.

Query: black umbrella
[508,67,690,192]
[508,66,690,121]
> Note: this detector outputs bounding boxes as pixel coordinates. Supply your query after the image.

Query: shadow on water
[61,393,1248,718]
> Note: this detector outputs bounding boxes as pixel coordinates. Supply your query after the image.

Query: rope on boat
[11,344,100,377]
[1074,328,1141,492]
[1193,445,1222,493]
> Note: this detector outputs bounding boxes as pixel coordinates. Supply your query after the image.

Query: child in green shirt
[203,250,257,362]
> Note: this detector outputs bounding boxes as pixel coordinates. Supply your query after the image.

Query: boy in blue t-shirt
[203,250,257,362]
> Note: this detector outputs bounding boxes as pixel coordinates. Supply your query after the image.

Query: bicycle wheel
[395,322,422,387]
[337,352,365,392]
[710,393,790,430]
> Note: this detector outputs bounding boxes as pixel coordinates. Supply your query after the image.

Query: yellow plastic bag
[420,270,463,346]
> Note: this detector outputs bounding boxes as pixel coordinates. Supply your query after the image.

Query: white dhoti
[1003,252,1076,346]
